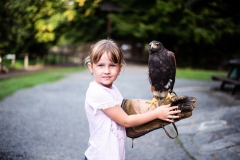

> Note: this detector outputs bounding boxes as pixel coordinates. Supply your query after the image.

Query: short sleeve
[86,83,122,115]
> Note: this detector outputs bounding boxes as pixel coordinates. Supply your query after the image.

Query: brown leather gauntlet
[121,95,196,139]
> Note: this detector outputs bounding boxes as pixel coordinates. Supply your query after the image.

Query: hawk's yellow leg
[165,92,173,100]
[147,97,158,110]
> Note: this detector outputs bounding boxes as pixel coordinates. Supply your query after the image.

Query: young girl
[84,39,180,160]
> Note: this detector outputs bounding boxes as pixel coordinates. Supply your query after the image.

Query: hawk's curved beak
[151,43,157,49]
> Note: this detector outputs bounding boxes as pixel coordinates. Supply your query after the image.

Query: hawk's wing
[167,50,176,92]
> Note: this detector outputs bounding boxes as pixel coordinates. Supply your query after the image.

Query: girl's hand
[155,104,181,122]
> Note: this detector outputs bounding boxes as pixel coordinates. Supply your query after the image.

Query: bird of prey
[148,40,176,107]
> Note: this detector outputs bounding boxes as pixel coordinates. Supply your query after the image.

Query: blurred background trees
[0,0,240,70]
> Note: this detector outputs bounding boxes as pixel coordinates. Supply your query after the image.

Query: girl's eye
[110,64,116,67]
[98,64,103,67]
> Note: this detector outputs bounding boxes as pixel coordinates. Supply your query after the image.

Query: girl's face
[88,52,122,88]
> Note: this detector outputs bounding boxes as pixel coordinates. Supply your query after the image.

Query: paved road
[0,64,240,160]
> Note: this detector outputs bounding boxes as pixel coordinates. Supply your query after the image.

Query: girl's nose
[104,67,110,74]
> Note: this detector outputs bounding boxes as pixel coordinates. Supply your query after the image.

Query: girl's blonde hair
[84,39,125,65]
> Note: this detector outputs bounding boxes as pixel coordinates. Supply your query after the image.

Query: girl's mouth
[103,76,111,79]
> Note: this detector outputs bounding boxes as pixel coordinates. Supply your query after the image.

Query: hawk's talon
[146,97,158,110]
[165,93,172,100]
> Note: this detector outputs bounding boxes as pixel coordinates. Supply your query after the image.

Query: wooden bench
[212,75,240,95]
[211,59,240,95]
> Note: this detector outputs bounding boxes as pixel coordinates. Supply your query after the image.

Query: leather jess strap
[162,122,178,139]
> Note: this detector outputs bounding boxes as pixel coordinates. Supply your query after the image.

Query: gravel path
[0,64,239,160]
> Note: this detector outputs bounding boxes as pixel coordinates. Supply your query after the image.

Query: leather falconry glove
[121,94,196,147]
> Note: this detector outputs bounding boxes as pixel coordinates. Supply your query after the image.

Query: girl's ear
[87,63,93,74]
[119,64,123,73]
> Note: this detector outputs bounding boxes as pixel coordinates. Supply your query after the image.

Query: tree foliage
[0,0,240,69]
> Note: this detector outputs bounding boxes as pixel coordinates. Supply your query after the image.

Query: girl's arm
[103,104,180,128]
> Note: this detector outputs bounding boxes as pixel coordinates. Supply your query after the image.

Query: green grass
[0,66,85,101]
[176,68,226,81]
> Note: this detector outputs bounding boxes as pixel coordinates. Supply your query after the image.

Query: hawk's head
[148,40,164,53]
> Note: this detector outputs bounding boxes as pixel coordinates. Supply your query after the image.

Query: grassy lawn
[0,66,226,101]
[176,68,226,81]
[0,66,86,101]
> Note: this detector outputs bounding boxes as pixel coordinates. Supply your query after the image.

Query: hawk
[148,40,176,107]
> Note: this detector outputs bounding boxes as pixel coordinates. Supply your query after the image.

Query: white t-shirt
[85,81,126,160]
